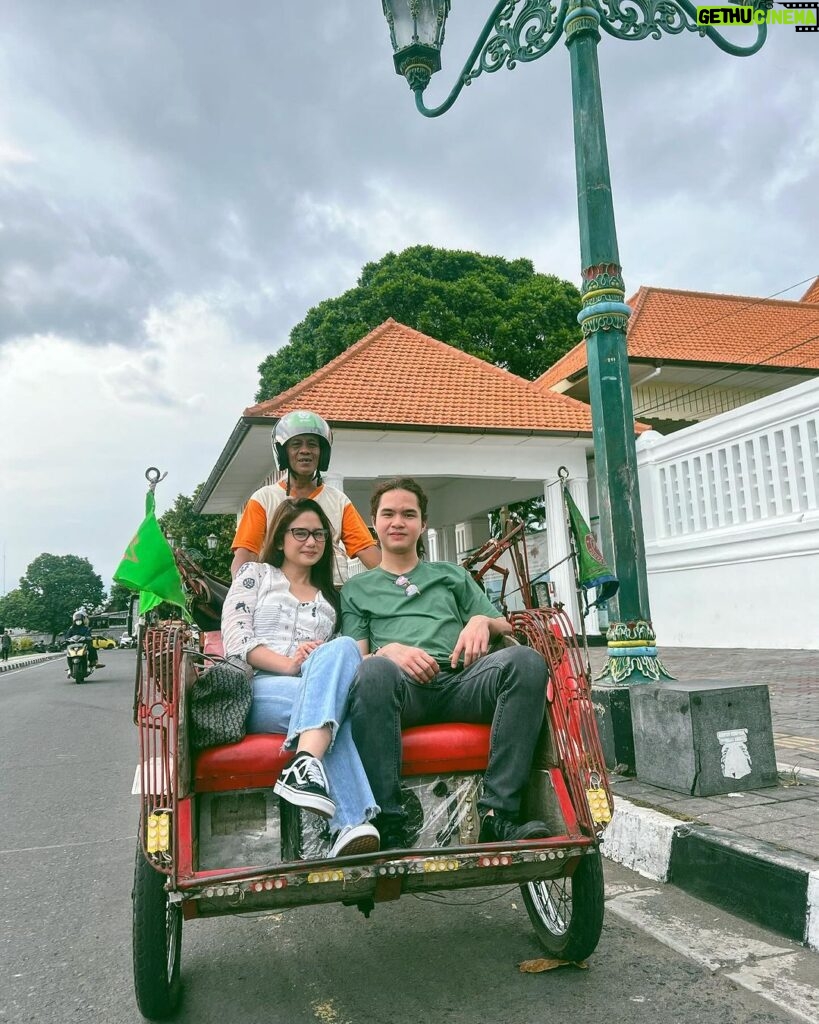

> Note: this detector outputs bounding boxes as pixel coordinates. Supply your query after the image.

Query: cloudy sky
[0,1,816,595]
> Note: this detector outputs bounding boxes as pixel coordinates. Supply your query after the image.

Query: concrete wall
[637,379,819,649]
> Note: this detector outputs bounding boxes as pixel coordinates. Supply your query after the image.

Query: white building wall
[637,379,819,649]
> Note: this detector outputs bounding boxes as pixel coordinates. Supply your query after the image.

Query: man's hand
[450,616,492,669]
[377,643,439,684]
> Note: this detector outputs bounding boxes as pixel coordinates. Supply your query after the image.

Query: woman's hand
[294,641,322,662]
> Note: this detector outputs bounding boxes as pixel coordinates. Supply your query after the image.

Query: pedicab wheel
[132,841,182,1020]
[520,848,604,962]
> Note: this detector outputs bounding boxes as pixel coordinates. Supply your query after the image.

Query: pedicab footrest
[193,723,493,794]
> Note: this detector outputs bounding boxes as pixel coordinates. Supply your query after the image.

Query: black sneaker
[274,754,335,819]
[479,812,550,844]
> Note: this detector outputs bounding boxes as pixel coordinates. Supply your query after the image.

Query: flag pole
[557,466,592,678]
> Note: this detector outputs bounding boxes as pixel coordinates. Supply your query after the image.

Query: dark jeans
[349,646,547,828]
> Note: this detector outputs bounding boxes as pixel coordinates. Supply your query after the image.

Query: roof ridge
[639,284,819,309]
[245,319,397,416]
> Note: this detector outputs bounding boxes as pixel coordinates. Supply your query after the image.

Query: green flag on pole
[563,489,619,608]
[114,490,188,616]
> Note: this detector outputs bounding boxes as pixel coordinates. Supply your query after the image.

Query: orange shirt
[232,481,374,573]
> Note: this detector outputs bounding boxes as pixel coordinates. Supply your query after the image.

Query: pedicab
[131,533,613,1020]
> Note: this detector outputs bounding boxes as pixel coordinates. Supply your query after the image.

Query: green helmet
[272,410,333,474]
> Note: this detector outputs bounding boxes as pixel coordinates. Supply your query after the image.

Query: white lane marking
[607,888,791,972]
[0,835,136,855]
[727,954,819,1024]
[608,886,819,1024]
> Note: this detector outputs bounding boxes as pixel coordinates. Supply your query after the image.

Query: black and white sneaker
[274,753,335,819]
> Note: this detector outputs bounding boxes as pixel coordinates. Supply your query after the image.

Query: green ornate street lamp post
[380,0,767,766]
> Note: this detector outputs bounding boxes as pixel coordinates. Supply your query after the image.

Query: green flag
[114,490,189,616]
[563,489,619,607]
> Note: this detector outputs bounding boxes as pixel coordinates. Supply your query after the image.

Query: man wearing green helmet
[231,410,381,584]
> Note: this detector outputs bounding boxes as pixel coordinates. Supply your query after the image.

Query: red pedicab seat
[193,632,492,794]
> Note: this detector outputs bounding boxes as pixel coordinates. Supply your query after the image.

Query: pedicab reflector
[146,812,171,854]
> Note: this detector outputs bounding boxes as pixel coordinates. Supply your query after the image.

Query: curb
[603,797,819,951]
[0,653,63,674]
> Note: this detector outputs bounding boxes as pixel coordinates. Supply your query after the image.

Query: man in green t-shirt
[342,477,550,850]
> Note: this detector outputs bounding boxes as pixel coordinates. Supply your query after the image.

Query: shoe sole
[331,834,380,858]
[273,779,335,819]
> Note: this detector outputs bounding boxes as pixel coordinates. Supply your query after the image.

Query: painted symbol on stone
[717,728,752,779]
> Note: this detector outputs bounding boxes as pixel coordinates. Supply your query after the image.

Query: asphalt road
[0,654,810,1024]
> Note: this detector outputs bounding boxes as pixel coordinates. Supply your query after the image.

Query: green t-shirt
[341,562,502,666]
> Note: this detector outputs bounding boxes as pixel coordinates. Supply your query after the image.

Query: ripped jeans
[247,635,378,833]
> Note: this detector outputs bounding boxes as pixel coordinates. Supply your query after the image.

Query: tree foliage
[105,581,133,612]
[0,553,105,640]
[256,246,581,401]
[157,485,235,580]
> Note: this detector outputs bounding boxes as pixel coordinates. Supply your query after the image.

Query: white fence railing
[637,378,819,649]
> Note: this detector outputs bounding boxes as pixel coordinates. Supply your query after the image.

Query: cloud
[0,0,816,599]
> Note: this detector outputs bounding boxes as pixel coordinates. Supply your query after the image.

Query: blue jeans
[247,636,378,833]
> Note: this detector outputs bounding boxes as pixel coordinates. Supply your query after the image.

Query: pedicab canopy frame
[130,468,614,1019]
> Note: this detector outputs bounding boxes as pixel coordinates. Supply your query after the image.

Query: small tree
[158,485,235,580]
[105,581,133,612]
[3,553,105,642]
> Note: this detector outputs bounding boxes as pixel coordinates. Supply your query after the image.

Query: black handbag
[189,656,253,750]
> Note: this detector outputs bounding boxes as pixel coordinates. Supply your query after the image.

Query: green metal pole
[564,1,671,700]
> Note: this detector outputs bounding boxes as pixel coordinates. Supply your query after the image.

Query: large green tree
[256,246,581,401]
[0,553,105,641]
[157,485,236,580]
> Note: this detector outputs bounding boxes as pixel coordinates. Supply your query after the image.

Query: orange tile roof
[245,319,596,434]
[534,286,819,390]
[801,277,819,304]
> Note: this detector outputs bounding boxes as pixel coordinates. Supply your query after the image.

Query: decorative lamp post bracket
[381,0,767,696]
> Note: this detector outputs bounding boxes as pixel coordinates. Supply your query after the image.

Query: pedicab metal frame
[132,565,613,1016]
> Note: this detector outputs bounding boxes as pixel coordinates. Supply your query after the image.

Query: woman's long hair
[259,498,340,620]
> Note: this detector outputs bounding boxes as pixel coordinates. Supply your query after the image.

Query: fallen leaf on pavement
[518,958,588,973]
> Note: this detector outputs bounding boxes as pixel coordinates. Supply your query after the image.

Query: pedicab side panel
[134,610,611,917]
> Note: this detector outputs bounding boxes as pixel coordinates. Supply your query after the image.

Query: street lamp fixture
[206,533,218,552]
[380,0,766,695]
[382,0,450,91]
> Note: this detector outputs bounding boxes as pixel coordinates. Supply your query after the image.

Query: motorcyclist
[68,611,101,669]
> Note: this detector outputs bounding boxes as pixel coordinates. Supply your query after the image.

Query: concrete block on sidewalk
[632,679,778,796]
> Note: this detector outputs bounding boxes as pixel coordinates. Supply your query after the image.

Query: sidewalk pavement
[0,652,63,673]
[588,646,819,951]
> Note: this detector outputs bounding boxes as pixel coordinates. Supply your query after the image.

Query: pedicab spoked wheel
[521,848,604,962]
[132,841,182,1020]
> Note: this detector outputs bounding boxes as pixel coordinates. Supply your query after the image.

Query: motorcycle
[65,635,93,683]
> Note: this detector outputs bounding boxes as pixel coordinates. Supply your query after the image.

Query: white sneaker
[329,822,380,858]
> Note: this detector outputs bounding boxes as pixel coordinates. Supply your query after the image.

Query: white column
[439,525,458,564]
[455,516,491,560]
[544,478,581,628]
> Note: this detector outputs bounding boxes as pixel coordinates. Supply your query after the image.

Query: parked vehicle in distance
[119,634,137,649]
[93,636,117,650]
